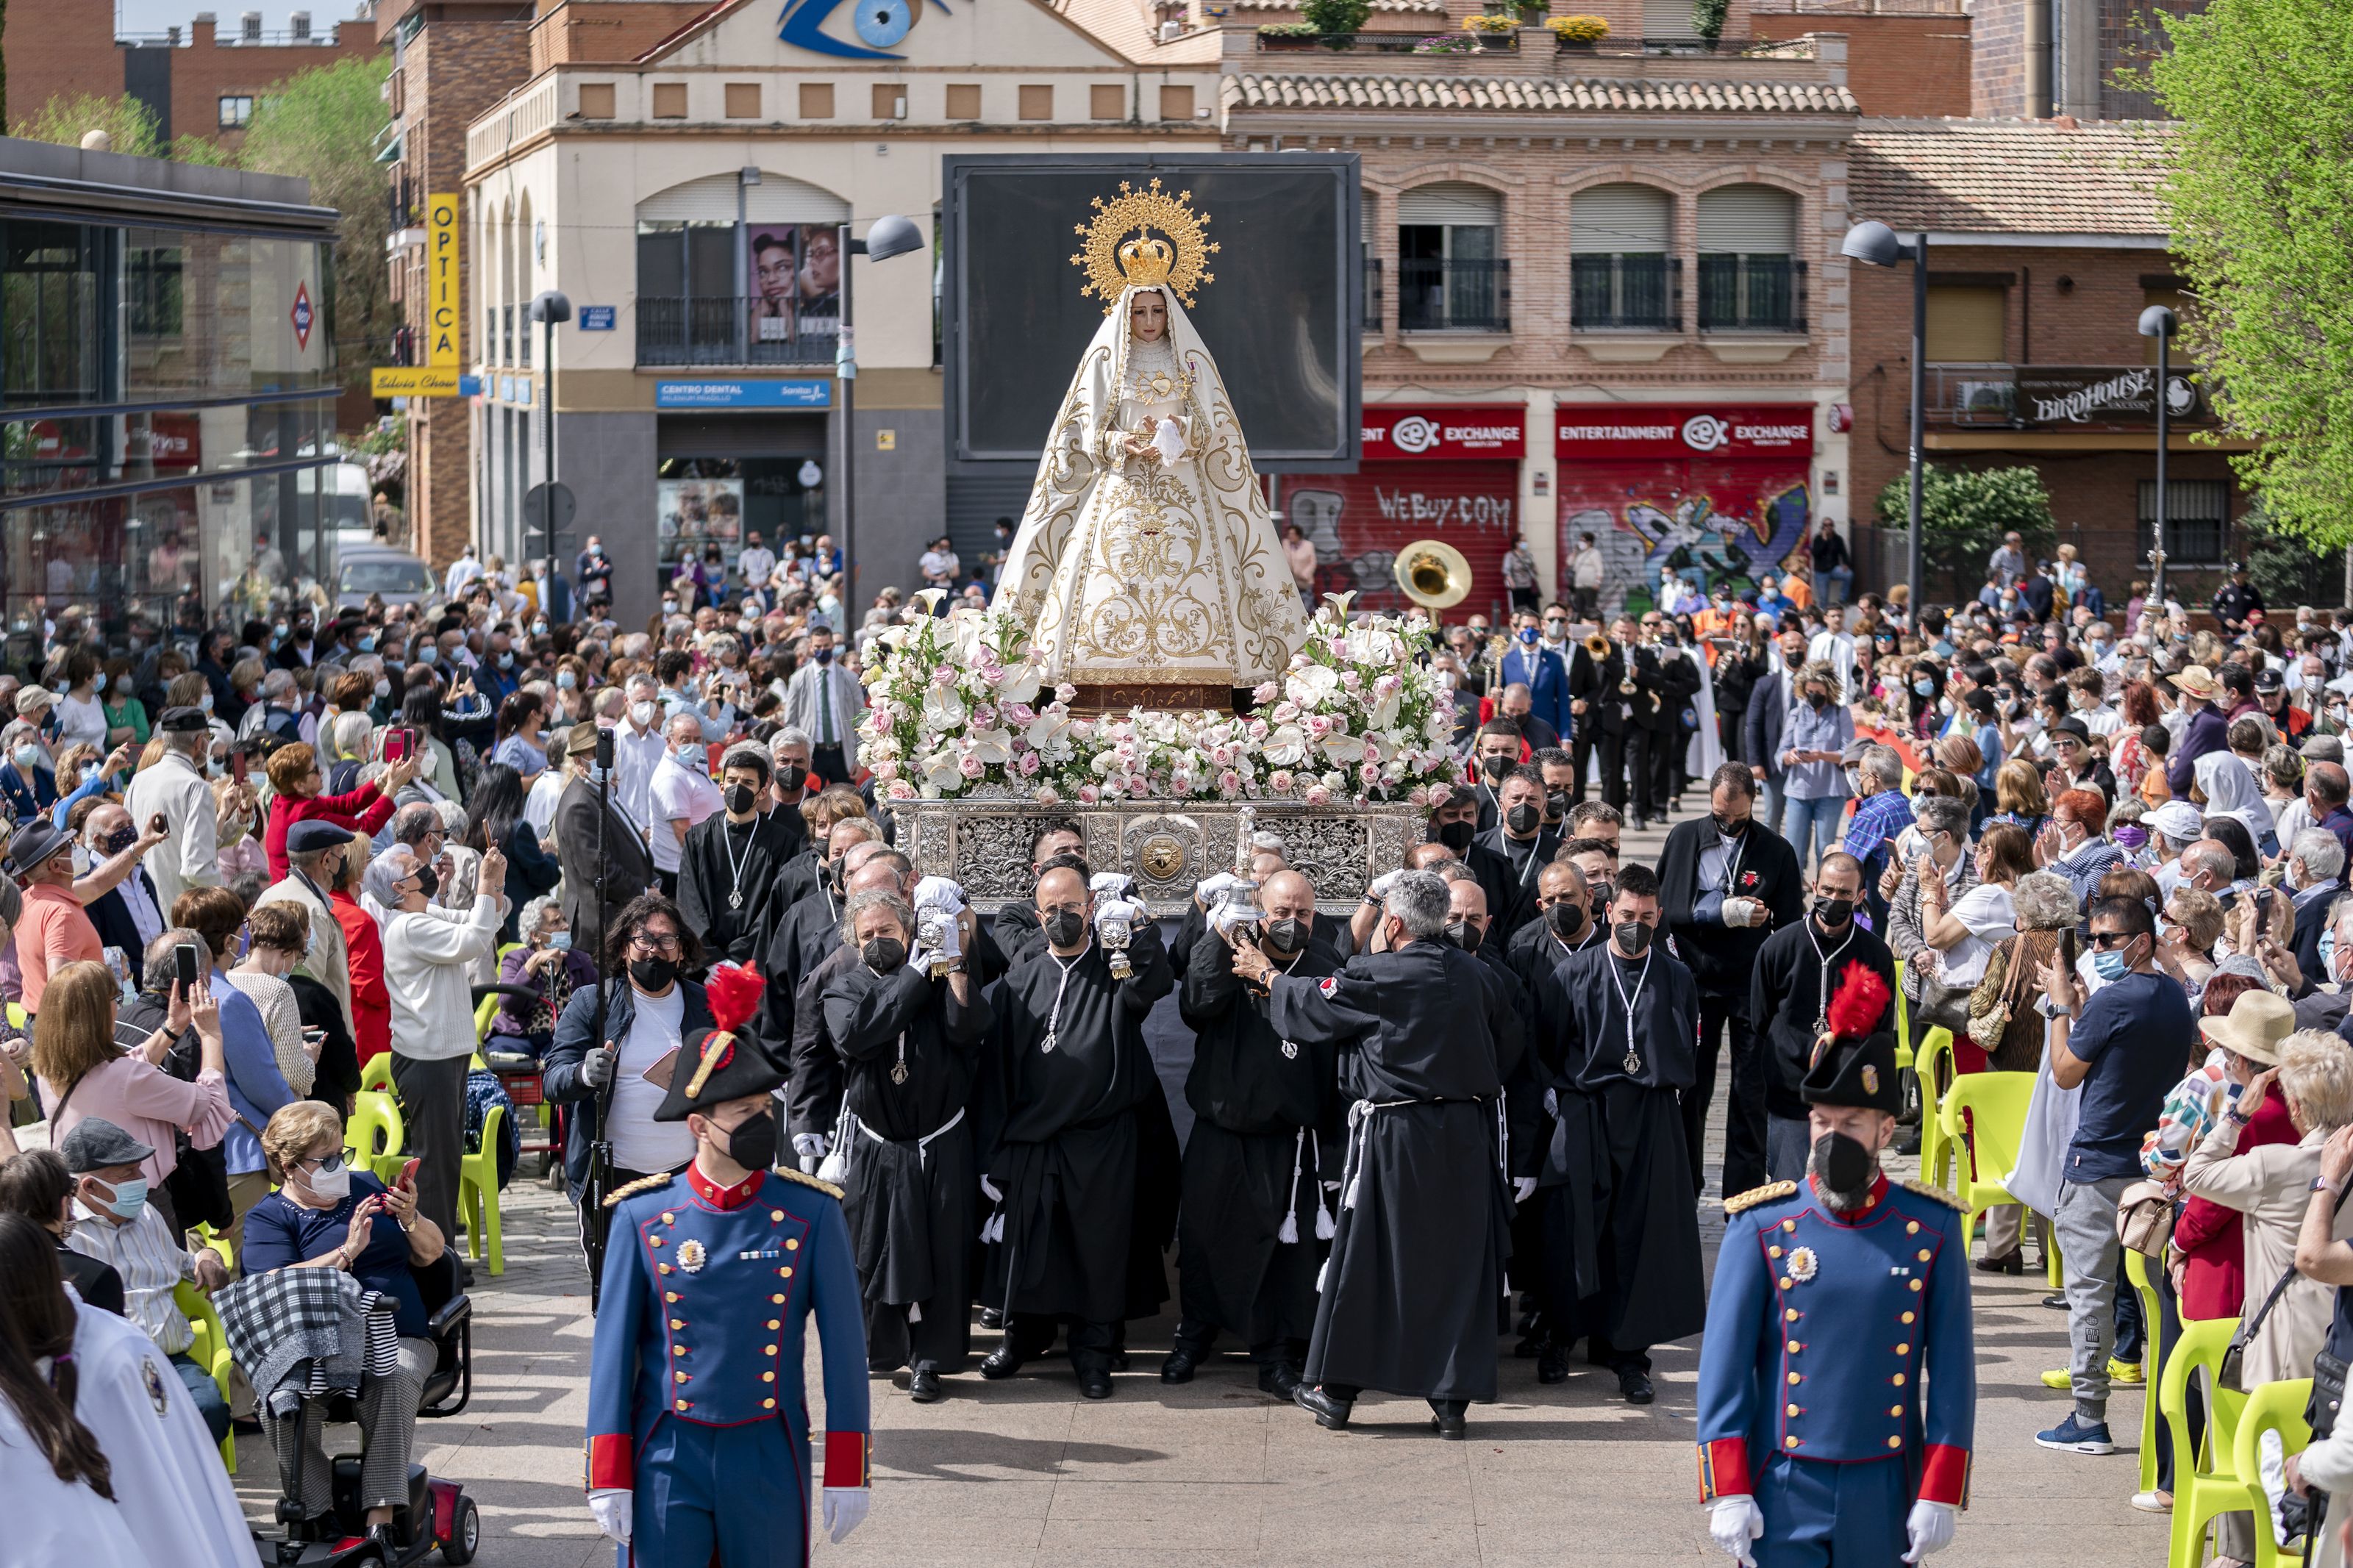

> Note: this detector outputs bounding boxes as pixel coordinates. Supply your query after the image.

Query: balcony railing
[1571,254,1681,332]
[636,297,843,367]
[1397,257,1509,332]
[1363,258,1383,332]
[1698,254,1807,333]
[501,304,515,368]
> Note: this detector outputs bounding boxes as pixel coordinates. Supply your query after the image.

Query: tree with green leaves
[2152,0,2353,551]
[13,93,164,157]
[1876,463,2055,598]
[236,56,395,398]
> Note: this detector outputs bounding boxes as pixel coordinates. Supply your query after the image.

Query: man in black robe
[678,746,805,967]
[988,817,1085,957]
[821,888,990,1402]
[1473,764,1560,946]
[1165,869,1343,1399]
[750,818,879,1073]
[1507,860,1602,1000]
[1749,851,1893,1181]
[1568,626,1628,809]
[787,851,917,1161]
[977,864,1175,1398]
[1531,862,1707,1404]
[1659,762,1804,1197]
[1271,868,1517,1440]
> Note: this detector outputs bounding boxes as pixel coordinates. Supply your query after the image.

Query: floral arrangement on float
[857,590,1461,809]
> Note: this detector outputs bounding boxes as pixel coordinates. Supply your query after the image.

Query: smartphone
[228,748,248,786]
[2059,927,2079,970]
[382,727,415,764]
[397,1156,421,1191]
[174,941,201,991]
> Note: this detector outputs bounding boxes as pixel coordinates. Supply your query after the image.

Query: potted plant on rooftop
[1460,12,1517,49]
[1546,12,1607,50]
[1301,0,1371,48]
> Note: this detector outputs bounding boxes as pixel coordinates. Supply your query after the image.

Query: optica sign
[1362,404,1526,461]
[1555,404,1815,460]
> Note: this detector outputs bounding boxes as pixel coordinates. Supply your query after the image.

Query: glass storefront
[655,456,825,587]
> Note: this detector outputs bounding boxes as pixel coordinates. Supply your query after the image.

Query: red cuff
[1918,1442,1971,1508]
[1698,1437,1752,1503]
[823,1429,870,1489]
[585,1433,633,1492]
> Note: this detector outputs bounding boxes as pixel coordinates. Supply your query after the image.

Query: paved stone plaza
[230,805,2171,1567]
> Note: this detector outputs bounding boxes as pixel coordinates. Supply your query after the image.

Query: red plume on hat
[1825,963,1891,1043]
[704,962,764,1034]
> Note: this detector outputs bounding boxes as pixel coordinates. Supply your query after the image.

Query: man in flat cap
[124,705,221,915]
[252,820,357,1038]
[1694,1027,1976,1568]
[585,1021,873,1566]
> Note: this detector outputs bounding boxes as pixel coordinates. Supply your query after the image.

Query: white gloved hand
[1096,898,1141,938]
[793,1133,829,1174]
[1902,1500,1957,1563]
[822,1487,871,1544]
[1708,1496,1763,1567]
[1196,872,1246,908]
[1513,1176,1538,1204]
[588,1489,632,1544]
[1090,871,1138,901]
[1368,870,1404,900]
[1721,897,1760,929]
[979,1175,1003,1203]
[1210,899,1261,939]
[912,875,966,914]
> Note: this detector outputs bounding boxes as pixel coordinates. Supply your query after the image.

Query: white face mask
[303,1156,352,1203]
[630,701,658,728]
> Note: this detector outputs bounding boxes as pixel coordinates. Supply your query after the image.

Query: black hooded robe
[677,806,804,967]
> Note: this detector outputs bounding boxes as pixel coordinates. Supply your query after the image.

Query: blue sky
[115,0,371,35]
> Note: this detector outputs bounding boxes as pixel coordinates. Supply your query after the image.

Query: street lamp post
[2139,304,2179,611]
[834,215,925,617]
[529,288,572,598]
[1841,221,1928,617]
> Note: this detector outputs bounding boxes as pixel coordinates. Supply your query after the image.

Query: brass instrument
[1393,538,1472,612]
[1584,631,1611,661]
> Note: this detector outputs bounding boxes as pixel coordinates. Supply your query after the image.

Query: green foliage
[1692,0,1729,40]
[237,57,395,394]
[170,135,235,168]
[2241,505,2342,609]
[2152,0,2353,550]
[1257,23,1318,35]
[1299,0,1369,34]
[1877,463,2056,595]
[13,93,163,158]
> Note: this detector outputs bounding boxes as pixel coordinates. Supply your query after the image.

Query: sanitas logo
[1679,414,1729,453]
[1390,415,1440,455]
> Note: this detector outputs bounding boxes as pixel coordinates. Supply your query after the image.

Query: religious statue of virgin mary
[993,182,1310,709]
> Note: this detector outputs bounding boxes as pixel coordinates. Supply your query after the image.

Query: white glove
[979,1175,1003,1203]
[1096,898,1140,938]
[1902,1500,1957,1562]
[1196,871,1246,907]
[1708,1496,1763,1567]
[793,1133,828,1174]
[1368,869,1404,900]
[1210,899,1261,939]
[912,875,967,914]
[1721,897,1760,928]
[822,1487,871,1544]
[1513,1176,1538,1204]
[588,1489,632,1544]
[1090,870,1138,901]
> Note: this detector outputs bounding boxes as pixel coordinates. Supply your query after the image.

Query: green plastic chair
[1915,1026,1956,1190]
[2229,1378,2314,1568]
[2124,1247,2165,1496]
[360,1053,394,1095]
[1893,958,1913,1069]
[175,1281,235,1470]
[346,1089,407,1184]
[458,1103,505,1276]
[1935,1071,2038,1242]
[2163,1314,2249,1568]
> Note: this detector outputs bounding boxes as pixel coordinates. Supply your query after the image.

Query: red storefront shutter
[1284,459,1522,621]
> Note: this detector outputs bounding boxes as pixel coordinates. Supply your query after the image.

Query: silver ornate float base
[898,795,1425,915]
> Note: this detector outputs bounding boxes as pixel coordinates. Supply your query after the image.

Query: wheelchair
[257,1252,481,1567]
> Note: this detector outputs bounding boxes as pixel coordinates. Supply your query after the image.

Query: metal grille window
[1571,184,1677,330]
[218,96,254,129]
[1697,185,1802,332]
[1397,183,1506,332]
[2138,479,2229,567]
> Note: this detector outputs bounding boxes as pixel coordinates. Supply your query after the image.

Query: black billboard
[2013,366,2209,426]
[943,153,1361,473]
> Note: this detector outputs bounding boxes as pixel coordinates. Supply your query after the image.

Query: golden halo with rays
[1068,179,1218,312]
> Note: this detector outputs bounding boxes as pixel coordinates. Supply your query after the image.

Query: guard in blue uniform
[585,1021,874,1566]
[1694,1027,1974,1567]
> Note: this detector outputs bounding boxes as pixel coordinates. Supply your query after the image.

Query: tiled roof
[1847,118,2172,235]
[1223,0,1446,10]
[1225,74,1860,113]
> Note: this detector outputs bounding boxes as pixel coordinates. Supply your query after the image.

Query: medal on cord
[1607,945,1653,1076]
[719,809,765,911]
[1040,938,1091,1056]
[1271,945,1306,1061]
[1807,920,1856,1034]
[864,962,912,1084]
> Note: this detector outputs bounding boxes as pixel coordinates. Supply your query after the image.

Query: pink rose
[1327,637,1350,660]
[1018,751,1041,776]
[1340,669,1363,692]
[1409,785,1429,808]
[932,665,960,688]
[871,759,899,781]
[1304,784,1332,806]
[1219,770,1241,795]
[971,704,998,728]
[1268,769,1296,793]
[1128,777,1151,798]
[1427,782,1452,807]
[1253,681,1279,704]
[1248,718,1270,740]
[1077,784,1101,804]
[1055,683,1079,704]
[1360,762,1380,785]
[954,753,984,780]
[1033,785,1060,805]
[1307,715,1332,738]
[1006,703,1036,727]
[884,779,918,801]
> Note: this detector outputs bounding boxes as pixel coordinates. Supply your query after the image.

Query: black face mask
[1505,802,1543,837]
[629,956,678,992]
[1712,812,1749,838]
[1481,753,1513,781]
[862,936,907,973]
[724,784,757,815]
[721,1109,779,1173]
[1806,692,1830,710]
[1264,917,1307,956]
[1043,909,1087,948]
[1545,901,1585,939]
[1434,818,1476,853]
[1613,920,1652,956]
[1815,895,1855,928]
[413,860,440,899]
[1443,918,1479,951]
[1811,1130,1876,1196]
[821,859,843,889]
[1545,790,1569,822]
[1589,878,1615,913]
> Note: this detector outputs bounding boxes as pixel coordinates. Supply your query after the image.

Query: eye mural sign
[779,0,953,60]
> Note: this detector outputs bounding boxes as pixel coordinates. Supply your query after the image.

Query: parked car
[335,545,435,611]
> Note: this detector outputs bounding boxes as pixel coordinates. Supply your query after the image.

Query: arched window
[1571,183,1674,330]
[498,199,515,364]
[1697,185,1802,332]
[1395,182,1506,332]
[635,171,849,363]
[515,190,535,365]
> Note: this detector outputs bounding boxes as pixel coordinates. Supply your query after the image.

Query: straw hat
[2198,988,2295,1065]
[2174,665,2221,702]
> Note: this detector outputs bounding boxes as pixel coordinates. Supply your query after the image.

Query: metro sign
[290,282,314,351]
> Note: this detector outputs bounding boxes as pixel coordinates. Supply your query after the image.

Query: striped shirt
[66,1200,196,1355]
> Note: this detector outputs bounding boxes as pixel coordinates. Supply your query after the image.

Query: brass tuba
[1392,539,1471,611]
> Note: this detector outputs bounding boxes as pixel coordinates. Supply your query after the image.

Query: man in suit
[1500,613,1571,753]
[554,722,656,973]
[783,626,865,787]
[1567,626,1627,810]
[1627,615,1700,831]
[2286,828,2346,982]
[1742,626,1810,837]
[74,801,171,988]
[1473,765,1560,948]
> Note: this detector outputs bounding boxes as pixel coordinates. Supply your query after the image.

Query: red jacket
[2174,1093,2301,1321]
[266,782,396,881]
[331,889,391,1067]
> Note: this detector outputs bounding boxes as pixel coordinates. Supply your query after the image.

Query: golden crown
[1069,179,1216,311]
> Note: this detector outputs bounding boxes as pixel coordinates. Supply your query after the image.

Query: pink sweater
[43,1054,233,1187]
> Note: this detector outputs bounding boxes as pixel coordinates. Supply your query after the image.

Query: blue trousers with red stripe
[629,1414,809,1568]
[1754,1453,1910,1568]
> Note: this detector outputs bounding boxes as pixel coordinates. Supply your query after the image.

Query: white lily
[967,727,1014,765]
[1319,731,1366,765]
[1261,724,1308,766]
[1286,665,1340,706]
[1026,709,1071,751]
[911,587,949,616]
[919,748,965,791]
[997,660,1043,706]
[922,684,968,731]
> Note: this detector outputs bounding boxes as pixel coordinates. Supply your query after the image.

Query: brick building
[1751,0,1970,118]
[1841,118,2240,607]
[6,1,379,149]
[1968,0,2206,121]
[381,0,535,570]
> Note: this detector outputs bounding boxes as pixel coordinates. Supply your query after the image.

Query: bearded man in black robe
[678,745,805,967]
[1165,868,1343,1400]
[1530,861,1707,1405]
[1270,868,1517,1440]
[976,864,1175,1398]
[820,888,990,1403]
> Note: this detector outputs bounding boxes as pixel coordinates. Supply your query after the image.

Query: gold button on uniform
[1909,1279,1923,1292]
[786,1238,800,1250]
[1917,1249,1932,1262]
[1768,1246,1783,1259]
[763,1371,776,1383]
[1787,1340,1802,1353]
[665,1292,680,1304]
[661,1212,675,1225]
[1906,1221,1919,1235]
[1786,1436,1801,1449]
[670,1318,685,1330]
[763,1398,776,1409]
[1890,1406,1904,1417]
[1788,1372,1802,1386]
[767,1320,781,1331]
[1901,1311,1915,1325]
[783,1267,793,1278]
[771,1210,785,1222]
[676,1399,690,1411]
[772,1293,785,1304]
[1787,1403,1801,1417]
[674,1370,689,1383]
[1887,1436,1903,1450]
[1896,1344,1911,1356]
[764,1345,777,1356]
[1782,1220,1797,1233]
[1779,1277,1792,1291]
[1893,1373,1907,1386]
[1785,1309,1799,1322]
